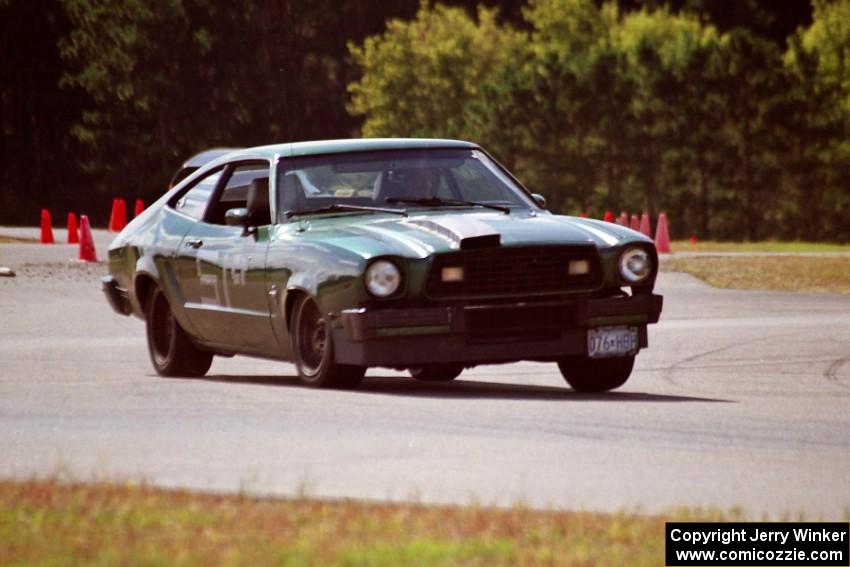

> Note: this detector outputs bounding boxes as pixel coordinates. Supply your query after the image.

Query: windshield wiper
[285,204,408,219]
[385,197,510,214]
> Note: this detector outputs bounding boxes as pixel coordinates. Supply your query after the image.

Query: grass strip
[669,240,850,253]
[0,236,37,244]
[0,479,747,567]
[663,255,850,294]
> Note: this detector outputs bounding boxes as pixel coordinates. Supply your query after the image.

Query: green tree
[513,0,618,213]
[59,0,423,209]
[710,31,789,240]
[796,0,850,111]
[346,0,846,241]
[784,0,850,241]
[0,0,89,224]
[613,7,718,216]
[60,0,191,195]
[667,39,728,238]
[348,2,524,139]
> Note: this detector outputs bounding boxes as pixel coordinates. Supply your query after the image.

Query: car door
[174,160,278,355]
[161,167,226,336]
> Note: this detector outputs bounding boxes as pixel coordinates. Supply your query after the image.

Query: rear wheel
[291,295,365,389]
[557,355,634,392]
[409,365,464,382]
[146,287,213,377]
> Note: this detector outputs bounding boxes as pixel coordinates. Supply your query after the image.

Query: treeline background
[2,0,848,240]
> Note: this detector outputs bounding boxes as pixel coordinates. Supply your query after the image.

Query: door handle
[186,239,204,249]
[268,285,281,310]
[268,285,280,302]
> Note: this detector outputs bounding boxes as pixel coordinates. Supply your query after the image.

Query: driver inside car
[382,168,441,201]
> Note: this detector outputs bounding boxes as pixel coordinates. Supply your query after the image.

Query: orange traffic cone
[629,214,640,231]
[639,212,652,237]
[134,198,145,217]
[603,210,614,223]
[689,234,698,247]
[40,209,54,244]
[107,199,116,230]
[67,212,79,244]
[654,212,671,253]
[618,212,628,226]
[78,215,97,262]
[108,198,127,232]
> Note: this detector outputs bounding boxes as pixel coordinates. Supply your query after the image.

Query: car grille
[425,245,601,299]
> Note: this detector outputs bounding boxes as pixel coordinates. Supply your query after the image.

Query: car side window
[173,169,223,220]
[205,162,270,225]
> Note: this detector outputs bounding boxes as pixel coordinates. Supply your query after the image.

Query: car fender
[131,265,159,318]
[268,238,366,317]
[282,275,318,333]
[132,257,199,337]
[285,272,319,297]
[281,268,363,332]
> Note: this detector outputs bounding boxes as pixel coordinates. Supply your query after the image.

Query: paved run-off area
[1,230,849,519]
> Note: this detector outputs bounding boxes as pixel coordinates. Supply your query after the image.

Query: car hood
[287,210,650,259]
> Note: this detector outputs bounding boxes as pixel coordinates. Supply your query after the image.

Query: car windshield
[276,149,534,218]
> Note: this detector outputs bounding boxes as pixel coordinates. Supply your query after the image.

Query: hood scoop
[459,233,501,249]
[406,217,501,250]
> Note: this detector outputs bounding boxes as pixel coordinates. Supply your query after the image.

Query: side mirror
[531,193,547,209]
[225,207,249,227]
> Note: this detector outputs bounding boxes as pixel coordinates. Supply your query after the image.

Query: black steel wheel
[557,355,634,393]
[291,295,365,389]
[409,365,464,382]
[145,286,213,377]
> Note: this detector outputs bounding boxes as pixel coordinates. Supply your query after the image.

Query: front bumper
[331,294,663,367]
[101,275,132,316]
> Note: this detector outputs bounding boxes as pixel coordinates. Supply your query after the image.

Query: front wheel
[557,355,634,392]
[290,295,365,389]
[145,286,213,377]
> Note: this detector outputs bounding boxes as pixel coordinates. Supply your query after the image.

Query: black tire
[409,365,464,382]
[145,286,213,377]
[291,295,366,389]
[557,355,634,393]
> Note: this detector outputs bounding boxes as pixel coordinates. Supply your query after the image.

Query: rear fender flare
[133,258,198,337]
[131,253,161,317]
[132,271,158,318]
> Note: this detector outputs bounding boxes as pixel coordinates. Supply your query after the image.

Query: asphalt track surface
[1,228,849,519]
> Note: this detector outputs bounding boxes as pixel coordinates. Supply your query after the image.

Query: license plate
[587,326,638,358]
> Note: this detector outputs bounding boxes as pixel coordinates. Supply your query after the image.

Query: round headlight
[365,260,401,297]
[619,247,651,283]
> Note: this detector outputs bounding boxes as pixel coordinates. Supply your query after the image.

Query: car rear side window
[174,169,223,220]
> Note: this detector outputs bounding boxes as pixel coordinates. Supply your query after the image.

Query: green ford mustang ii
[102,138,662,391]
